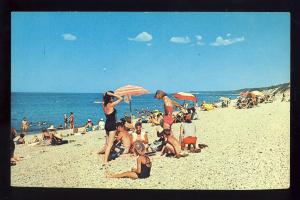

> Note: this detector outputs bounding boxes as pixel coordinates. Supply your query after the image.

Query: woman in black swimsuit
[106,141,152,179]
[101,91,123,166]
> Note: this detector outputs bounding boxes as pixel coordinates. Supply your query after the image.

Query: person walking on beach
[21,117,28,134]
[106,141,151,179]
[64,114,68,129]
[101,91,123,166]
[68,112,74,129]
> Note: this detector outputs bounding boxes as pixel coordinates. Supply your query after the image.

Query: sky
[11,12,290,93]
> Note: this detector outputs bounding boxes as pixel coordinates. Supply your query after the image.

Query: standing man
[21,117,28,134]
[68,112,74,129]
[64,114,68,129]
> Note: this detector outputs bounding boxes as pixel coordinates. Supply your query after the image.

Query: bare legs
[163,123,187,158]
[103,131,116,165]
[98,135,108,154]
[106,171,138,179]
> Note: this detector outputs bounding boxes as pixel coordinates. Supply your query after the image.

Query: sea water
[11,92,238,134]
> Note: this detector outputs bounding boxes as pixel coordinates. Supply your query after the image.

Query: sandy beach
[11,98,290,190]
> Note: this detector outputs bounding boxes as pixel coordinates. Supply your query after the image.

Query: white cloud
[62,33,77,41]
[210,36,245,46]
[103,67,107,72]
[128,32,153,42]
[170,36,190,44]
[146,43,152,46]
[226,33,231,37]
[195,35,204,45]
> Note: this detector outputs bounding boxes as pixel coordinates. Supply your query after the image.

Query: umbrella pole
[129,99,132,120]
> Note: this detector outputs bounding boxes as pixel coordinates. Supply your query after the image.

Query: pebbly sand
[11,99,290,190]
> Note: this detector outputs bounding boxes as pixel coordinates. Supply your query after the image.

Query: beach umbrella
[115,85,150,118]
[251,91,264,96]
[173,92,197,102]
[219,97,230,101]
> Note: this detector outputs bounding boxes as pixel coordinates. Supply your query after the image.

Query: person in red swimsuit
[154,90,188,158]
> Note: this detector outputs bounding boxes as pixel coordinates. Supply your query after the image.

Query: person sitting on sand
[131,122,149,152]
[84,119,93,132]
[124,116,134,132]
[148,126,167,152]
[46,125,69,145]
[16,133,25,145]
[11,128,21,165]
[106,141,152,179]
[115,121,132,154]
[180,113,198,151]
[42,128,53,145]
[98,118,105,130]
[160,128,188,158]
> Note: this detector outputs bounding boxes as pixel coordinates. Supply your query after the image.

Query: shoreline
[11,97,290,189]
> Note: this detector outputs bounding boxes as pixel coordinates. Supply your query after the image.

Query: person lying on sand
[106,141,151,179]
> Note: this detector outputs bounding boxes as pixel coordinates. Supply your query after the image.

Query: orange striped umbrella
[173,92,197,102]
[115,85,150,118]
[115,85,150,96]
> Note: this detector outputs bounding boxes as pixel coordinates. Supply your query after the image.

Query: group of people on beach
[10,89,205,179]
[98,90,205,179]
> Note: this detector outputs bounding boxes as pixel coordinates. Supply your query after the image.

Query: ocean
[11,92,239,134]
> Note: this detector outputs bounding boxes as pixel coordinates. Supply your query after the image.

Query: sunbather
[106,141,152,179]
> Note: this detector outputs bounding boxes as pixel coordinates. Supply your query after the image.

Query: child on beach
[106,141,152,179]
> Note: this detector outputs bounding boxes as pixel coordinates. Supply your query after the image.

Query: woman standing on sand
[101,91,123,166]
[154,90,187,158]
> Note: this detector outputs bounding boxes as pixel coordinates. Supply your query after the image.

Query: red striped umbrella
[115,85,150,118]
[173,92,197,102]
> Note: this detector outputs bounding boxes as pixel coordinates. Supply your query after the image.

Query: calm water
[11,92,239,134]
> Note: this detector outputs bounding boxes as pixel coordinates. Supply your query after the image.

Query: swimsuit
[163,105,173,125]
[105,108,117,133]
[136,156,151,179]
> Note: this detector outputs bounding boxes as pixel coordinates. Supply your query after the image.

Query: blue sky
[11,12,290,93]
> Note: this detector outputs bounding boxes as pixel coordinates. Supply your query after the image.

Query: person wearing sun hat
[106,141,152,179]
